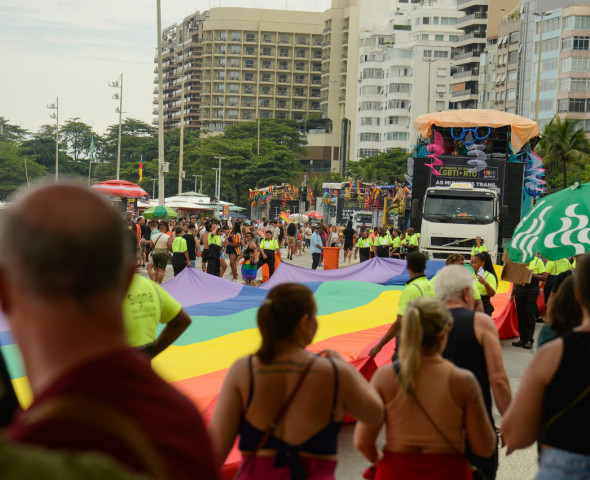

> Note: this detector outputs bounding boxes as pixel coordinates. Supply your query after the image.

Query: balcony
[452,69,479,79]
[452,88,477,98]
[456,32,486,45]
[456,12,486,25]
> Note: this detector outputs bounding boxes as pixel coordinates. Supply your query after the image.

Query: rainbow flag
[280,211,291,223]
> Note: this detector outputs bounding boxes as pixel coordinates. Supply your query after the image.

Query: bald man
[0,183,219,480]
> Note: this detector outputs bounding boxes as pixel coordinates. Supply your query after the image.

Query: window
[261,73,271,82]
[437,68,447,76]
[262,60,272,69]
[263,33,273,43]
[217,71,225,80]
[228,97,238,107]
[296,49,306,58]
[278,74,288,83]
[280,34,290,44]
[507,89,516,101]
[387,99,410,109]
[415,18,420,26]
[360,133,381,142]
[294,75,305,84]
[215,109,224,118]
[435,34,444,41]
[422,17,430,24]
[294,87,304,96]
[434,50,448,58]
[245,46,255,55]
[509,31,520,43]
[361,85,382,95]
[435,101,445,111]
[277,87,288,96]
[531,78,556,94]
[229,58,239,67]
[508,69,517,82]
[296,35,307,45]
[260,87,270,96]
[245,59,255,69]
[246,33,256,42]
[386,132,409,141]
[391,67,410,76]
[563,15,590,30]
[243,111,252,120]
[561,57,590,72]
[260,110,271,118]
[230,45,240,54]
[359,149,379,158]
[433,17,439,25]
[362,68,384,79]
[244,72,254,82]
[436,84,445,93]
[218,58,226,67]
[361,117,380,126]
[243,85,254,94]
[294,100,304,110]
[262,47,272,56]
[218,32,226,41]
[229,84,239,93]
[419,34,430,41]
[534,37,559,54]
[215,96,224,106]
[231,32,241,42]
[389,83,411,93]
[388,116,403,125]
[530,98,555,112]
[216,84,225,93]
[423,50,432,58]
[441,17,456,25]
[279,47,289,57]
[536,17,560,34]
[218,45,226,54]
[560,77,590,92]
[229,71,239,80]
[360,101,382,111]
[534,57,559,73]
[279,61,289,71]
[228,109,238,119]
[310,101,320,110]
[295,61,305,71]
[558,98,590,113]
[449,35,458,42]
[507,50,518,64]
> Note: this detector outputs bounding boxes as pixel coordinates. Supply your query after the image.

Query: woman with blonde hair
[210,283,383,479]
[355,297,495,479]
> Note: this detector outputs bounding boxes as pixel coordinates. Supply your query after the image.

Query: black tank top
[183,234,196,260]
[542,331,590,455]
[443,308,493,423]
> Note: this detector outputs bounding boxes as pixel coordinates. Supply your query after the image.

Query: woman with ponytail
[354,297,495,480]
[210,283,383,479]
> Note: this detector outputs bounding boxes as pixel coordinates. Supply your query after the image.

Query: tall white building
[355,0,462,158]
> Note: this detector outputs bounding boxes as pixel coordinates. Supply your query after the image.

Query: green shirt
[545,258,571,276]
[373,236,386,246]
[357,237,373,248]
[172,236,187,253]
[208,233,222,246]
[471,244,487,256]
[528,257,546,274]
[261,238,279,250]
[398,276,436,316]
[408,234,419,247]
[123,274,182,347]
[474,270,497,296]
[392,237,401,249]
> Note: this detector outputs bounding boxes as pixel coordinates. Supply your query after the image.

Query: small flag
[139,157,143,183]
[90,135,95,160]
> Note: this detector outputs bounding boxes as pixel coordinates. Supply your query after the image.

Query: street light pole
[423,59,437,114]
[109,74,123,180]
[178,41,186,194]
[534,12,546,124]
[192,174,201,192]
[47,97,59,181]
[157,0,165,206]
[214,156,225,218]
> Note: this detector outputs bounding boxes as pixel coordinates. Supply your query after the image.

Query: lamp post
[534,11,547,124]
[213,156,225,218]
[151,178,157,199]
[193,174,202,193]
[423,58,438,114]
[156,0,165,205]
[171,43,186,194]
[212,167,219,216]
[47,97,59,181]
[109,74,123,180]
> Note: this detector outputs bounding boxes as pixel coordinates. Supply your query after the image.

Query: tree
[223,119,307,155]
[60,118,94,162]
[20,125,73,175]
[346,148,408,184]
[0,117,29,144]
[537,116,590,190]
[0,142,46,199]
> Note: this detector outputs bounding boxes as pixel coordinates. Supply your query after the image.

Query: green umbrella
[143,205,178,219]
[507,182,590,263]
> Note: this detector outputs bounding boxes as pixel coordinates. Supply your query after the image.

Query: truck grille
[430,237,475,248]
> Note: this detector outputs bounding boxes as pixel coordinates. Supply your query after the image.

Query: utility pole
[177,39,186,194]
[214,156,225,218]
[109,74,123,180]
[193,174,201,193]
[423,59,437,114]
[157,0,165,205]
[47,97,59,181]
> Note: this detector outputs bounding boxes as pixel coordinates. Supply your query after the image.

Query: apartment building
[197,8,324,132]
[153,11,208,131]
[450,0,519,110]
[355,0,462,158]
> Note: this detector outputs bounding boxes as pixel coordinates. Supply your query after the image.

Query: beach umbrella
[306,211,324,219]
[289,213,309,223]
[507,182,590,263]
[90,180,149,198]
[143,205,178,219]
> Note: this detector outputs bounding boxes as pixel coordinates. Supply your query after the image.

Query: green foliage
[0,142,47,199]
[60,118,94,161]
[537,116,590,191]
[345,148,408,184]
[0,117,29,144]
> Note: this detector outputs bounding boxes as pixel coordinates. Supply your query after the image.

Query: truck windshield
[424,195,494,224]
[355,214,373,224]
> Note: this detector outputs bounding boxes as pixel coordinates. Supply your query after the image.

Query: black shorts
[226,246,237,256]
[344,241,353,251]
[202,249,209,264]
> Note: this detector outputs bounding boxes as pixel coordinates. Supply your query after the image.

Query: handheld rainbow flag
[280,211,291,223]
[139,157,143,183]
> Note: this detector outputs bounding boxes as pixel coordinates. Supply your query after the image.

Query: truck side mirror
[411,199,420,221]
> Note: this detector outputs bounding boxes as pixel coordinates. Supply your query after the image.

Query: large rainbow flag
[0,257,518,476]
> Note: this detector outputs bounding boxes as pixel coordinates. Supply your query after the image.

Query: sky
[1,0,331,136]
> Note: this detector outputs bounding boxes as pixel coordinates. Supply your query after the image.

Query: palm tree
[537,116,590,189]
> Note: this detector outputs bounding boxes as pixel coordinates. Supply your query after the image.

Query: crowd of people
[1,183,589,480]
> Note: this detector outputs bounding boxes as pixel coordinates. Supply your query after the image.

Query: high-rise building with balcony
[153,11,208,131]
[198,8,324,132]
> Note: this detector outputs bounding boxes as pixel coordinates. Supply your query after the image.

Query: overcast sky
[1,0,331,136]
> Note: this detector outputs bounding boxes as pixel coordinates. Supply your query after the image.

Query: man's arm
[151,309,192,357]
[475,312,512,415]
[368,314,401,357]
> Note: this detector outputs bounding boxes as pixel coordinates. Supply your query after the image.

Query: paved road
[149,246,539,479]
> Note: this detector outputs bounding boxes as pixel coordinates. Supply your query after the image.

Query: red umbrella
[306,210,324,219]
[90,180,149,198]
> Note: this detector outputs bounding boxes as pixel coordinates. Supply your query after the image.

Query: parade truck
[410,110,542,262]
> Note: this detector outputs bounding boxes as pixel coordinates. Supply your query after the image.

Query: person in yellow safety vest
[355,230,374,263]
[257,230,281,277]
[543,257,572,304]
[206,224,223,277]
[171,225,191,276]
[390,229,402,259]
[369,251,435,359]
[512,255,546,349]
[382,228,393,257]
[373,228,389,258]
[406,227,419,254]
[471,236,487,257]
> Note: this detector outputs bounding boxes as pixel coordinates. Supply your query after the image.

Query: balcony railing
[456,12,486,24]
[452,69,479,79]
[452,88,477,97]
